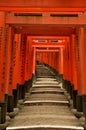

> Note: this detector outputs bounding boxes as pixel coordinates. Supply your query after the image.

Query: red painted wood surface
[0,1,86,104]
[0,12,6,101]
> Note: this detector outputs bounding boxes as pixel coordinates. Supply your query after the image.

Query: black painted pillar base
[18,85,22,100]
[72,90,77,109]
[21,85,25,99]
[82,95,86,116]
[76,95,83,112]
[7,95,14,112]
[68,81,73,96]
[64,80,68,92]
[80,95,86,127]
[69,84,73,99]
[28,79,33,89]
[0,102,6,124]
[17,84,20,100]
[18,85,25,100]
[12,89,18,108]
[25,81,29,93]
[4,94,8,111]
[66,81,70,94]
[4,94,8,103]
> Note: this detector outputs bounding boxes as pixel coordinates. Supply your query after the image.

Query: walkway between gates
[7,64,84,130]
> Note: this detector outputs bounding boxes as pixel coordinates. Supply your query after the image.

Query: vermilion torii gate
[0,1,86,127]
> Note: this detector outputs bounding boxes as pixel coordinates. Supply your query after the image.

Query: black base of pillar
[64,80,69,93]
[76,95,83,112]
[0,102,6,124]
[69,84,74,99]
[4,94,8,103]
[72,90,77,109]
[67,81,71,94]
[28,79,32,89]
[82,95,86,116]
[17,84,20,100]
[18,85,22,100]
[25,81,29,93]
[7,95,14,112]
[22,85,25,99]
[4,94,8,112]
[17,85,25,100]
[12,89,18,108]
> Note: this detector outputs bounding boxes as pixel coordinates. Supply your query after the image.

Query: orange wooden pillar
[55,52,59,73]
[25,38,29,81]
[11,33,21,108]
[24,37,30,91]
[76,27,86,114]
[32,47,36,83]
[49,52,52,66]
[58,48,64,83]
[54,52,58,71]
[51,52,54,68]
[63,39,72,93]
[46,52,49,65]
[53,52,56,69]
[5,26,13,99]
[52,51,59,81]
[66,38,74,98]
[5,26,15,113]
[18,34,26,100]
[28,37,33,80]
[0,12,6,102]
[0,11,7,123]
[70,35,78,90]
[59,48,64,75]
[24,37,33,89]
[63,38,72,83]
[63,41,68,80]
[70,34,78,108]
[32,47,36,75]
[63,44,67,81]
[42,52,47,64]
[67,38,72,82]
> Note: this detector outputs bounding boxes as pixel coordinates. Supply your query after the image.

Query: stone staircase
[7,64,83,130]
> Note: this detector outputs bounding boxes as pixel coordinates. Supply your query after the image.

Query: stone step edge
[7,125,84,130]
[24,100,69,105]
[32,86,61,88]
[24,100,69,103]
[34,84,59,86]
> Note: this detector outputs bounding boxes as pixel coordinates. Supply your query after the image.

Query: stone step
[34,83,59,86]
[6,64,83,130]
[24,100,69,106]
[18,105,73,115]
[27,93,67,101]
[36,78,56,81]
[32,87,62,91]
[36,76,55,78]
[31,90,64,94]
[32,86,61,89]
[33,84,60,87]
[35,81,58,83]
